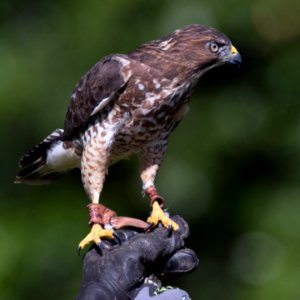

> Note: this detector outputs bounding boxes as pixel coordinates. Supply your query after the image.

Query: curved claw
[78,244,92,257]
[147,201,179,231]
[146,222,155,232]
[113,232,122,245]
[78,224,114,253]
[167,224,173,237]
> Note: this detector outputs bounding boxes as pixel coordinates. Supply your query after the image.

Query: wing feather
[63,54,132,139]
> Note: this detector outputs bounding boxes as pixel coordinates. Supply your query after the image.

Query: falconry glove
[75,215,198,300]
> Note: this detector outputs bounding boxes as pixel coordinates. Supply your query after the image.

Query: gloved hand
[75,215,198,300]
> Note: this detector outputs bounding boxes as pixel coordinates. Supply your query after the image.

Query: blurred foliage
[1,0,300,299]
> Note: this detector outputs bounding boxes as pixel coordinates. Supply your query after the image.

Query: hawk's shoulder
[63,54,132,140]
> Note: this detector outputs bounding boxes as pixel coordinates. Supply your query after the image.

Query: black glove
[75,215,198,300]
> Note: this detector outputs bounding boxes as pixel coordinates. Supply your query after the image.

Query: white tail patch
[47,141,80,171]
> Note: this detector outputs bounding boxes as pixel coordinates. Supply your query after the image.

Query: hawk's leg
[78,136,114,251]
[78,204,115,251]
[140,142,179,231]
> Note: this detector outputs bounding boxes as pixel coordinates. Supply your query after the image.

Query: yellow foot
[147,201,179,231]
[78,224,114,252]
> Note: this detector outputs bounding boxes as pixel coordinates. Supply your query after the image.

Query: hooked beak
[220,45,242,65]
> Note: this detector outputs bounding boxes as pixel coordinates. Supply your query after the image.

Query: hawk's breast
[111,75,192,154]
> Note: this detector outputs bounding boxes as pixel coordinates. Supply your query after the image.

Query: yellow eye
[209,42,219,53]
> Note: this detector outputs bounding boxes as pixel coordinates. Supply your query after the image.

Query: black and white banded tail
[15,129,80,185]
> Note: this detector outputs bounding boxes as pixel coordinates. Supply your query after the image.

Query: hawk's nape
[15,24,241,251]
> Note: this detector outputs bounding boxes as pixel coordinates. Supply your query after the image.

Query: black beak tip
[232,53,242,65]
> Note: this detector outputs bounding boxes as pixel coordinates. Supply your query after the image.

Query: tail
[15,129,81,185]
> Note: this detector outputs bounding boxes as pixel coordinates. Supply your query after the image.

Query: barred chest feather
[80,74,194,163]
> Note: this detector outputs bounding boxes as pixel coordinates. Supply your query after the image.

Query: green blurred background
[1,0,300,299]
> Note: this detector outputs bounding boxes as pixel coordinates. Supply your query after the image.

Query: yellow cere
[231,45,238,54]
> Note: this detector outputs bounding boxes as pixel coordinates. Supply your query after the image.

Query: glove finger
[161,248,199,278]
[170,215,190,239]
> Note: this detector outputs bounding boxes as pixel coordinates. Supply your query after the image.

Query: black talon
[113,232,122,245]
[167,224,173,236]
[78,246,82,257]
[146,222,155,232]
[98,241,111,251]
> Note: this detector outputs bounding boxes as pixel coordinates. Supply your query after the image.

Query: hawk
[16,24,241,251]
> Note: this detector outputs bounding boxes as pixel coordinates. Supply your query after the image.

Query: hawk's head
[168,24,242,72]
[129,24,241,80]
